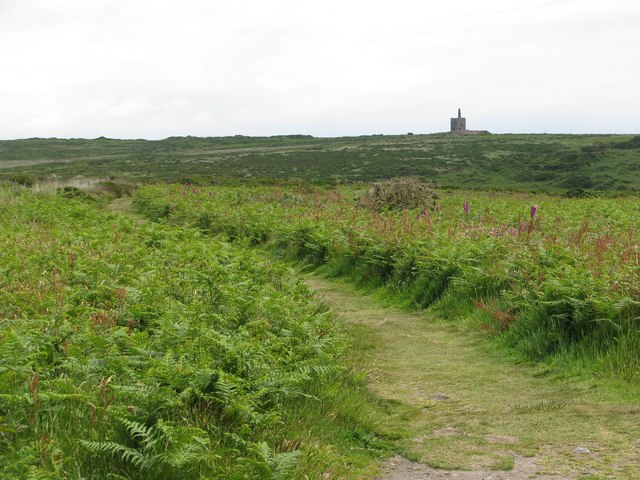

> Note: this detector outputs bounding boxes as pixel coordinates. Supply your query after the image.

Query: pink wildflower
[530,204,538,219]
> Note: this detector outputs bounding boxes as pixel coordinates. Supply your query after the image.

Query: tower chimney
[450,108,466,132]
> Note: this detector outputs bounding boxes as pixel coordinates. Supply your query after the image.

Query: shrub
[560,174,593,189]
[5,174,35,187]
[612,135,640,150]
[57,185,95,202]
[565,187,590,198]
[357,177,439,211]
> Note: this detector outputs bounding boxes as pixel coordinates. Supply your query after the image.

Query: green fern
[255,441,303,480]
[80,440,148,468]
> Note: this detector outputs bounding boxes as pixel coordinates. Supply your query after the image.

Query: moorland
[2,133,640,192]
[1,132,639,479]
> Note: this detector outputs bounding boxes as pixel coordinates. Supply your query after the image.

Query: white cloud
[0,0,638,138]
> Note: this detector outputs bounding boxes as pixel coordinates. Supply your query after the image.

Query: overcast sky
[1,0,638,139]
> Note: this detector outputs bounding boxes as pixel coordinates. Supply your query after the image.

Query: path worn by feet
[307,277,640,480]
[106,196,146,224]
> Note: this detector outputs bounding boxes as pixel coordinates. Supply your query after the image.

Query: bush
[565,187,590,198]
[357,177,439,211]
[560,174,593,189]
[5,174,35,187]
[612,135,640,150]
[57,186,95,202]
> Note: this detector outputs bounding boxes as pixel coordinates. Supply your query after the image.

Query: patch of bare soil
[378,455,563,480]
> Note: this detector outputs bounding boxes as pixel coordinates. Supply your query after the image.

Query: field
[1,132,639,478]
[2,133,640,192]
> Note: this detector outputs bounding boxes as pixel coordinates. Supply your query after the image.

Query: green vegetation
[134,183,640,379]
[0,185,389,479]
[310,278,640,479]
[1,128,638,478]
[1,133,639,192]
[357,177,439,211]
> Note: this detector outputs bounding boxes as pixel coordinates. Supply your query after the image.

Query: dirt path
[306,277,640,480]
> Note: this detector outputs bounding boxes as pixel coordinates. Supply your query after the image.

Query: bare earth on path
[306,277,640,480]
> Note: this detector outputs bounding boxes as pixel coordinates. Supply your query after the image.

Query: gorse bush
[0,186,380,478]
[4,173,35,186]
[57,185,95,202]
[135,184,640,379]
[357,177,439,211]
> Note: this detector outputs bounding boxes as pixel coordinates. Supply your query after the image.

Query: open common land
[1,133,639,479]
[2,133,640,192]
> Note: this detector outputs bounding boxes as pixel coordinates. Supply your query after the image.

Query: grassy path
[306,278,640,480]
[105,196,146,223]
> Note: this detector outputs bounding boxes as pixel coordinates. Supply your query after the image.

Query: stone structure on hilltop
[450,108,466,132]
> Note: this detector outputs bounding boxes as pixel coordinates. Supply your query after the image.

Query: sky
[0,0,639,139]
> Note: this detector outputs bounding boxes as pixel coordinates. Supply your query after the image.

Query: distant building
[450,108,466,132]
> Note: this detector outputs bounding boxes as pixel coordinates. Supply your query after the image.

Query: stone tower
[450,108,466,132]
